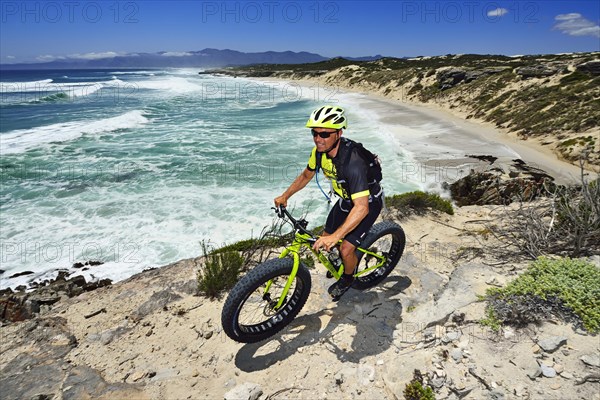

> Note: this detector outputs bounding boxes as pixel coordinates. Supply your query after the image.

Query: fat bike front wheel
[221,258,312,343]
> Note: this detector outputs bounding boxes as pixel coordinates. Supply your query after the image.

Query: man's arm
[313,196,369,251]
[274,167,315,207]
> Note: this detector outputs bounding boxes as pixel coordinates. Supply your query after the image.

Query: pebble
[553,364,564,374]
[550,383,561,390]
[528,367,542,380]
[503,326,515,339]
[560,371,573,380]
[537,336,567,353]
[442,331,461,343]
[450,348,463,363]
[129,370,146,382]
[540,364,557,378]
[531,344,541,354]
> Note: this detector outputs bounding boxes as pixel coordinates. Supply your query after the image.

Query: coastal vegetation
[197,242,243,298]
[481,257,600,334]
[385,191,454,217]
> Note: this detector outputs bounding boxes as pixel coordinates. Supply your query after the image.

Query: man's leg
[328,196,383,300]
[339,240,357,275]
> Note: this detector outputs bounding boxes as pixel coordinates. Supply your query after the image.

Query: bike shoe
[328,276,354,302]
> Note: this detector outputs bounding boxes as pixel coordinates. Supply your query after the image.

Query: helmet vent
[314,108,324,121]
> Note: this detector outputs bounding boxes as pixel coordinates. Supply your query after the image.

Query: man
[274,105,383,300]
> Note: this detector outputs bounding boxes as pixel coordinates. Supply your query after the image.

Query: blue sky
[1,0,598,63]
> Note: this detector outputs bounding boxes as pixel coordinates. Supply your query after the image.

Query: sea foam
[0,110,149,155]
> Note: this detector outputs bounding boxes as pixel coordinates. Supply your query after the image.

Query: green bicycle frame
[266,231,387,310]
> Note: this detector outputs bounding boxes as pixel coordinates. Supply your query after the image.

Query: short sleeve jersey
[306,139,371,201]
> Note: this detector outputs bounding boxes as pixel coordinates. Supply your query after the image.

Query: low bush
[481,257,600,333]
[386,191,454,216]
[197,242,244,298]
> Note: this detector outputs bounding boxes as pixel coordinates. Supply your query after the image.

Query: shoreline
[248,75,596,185]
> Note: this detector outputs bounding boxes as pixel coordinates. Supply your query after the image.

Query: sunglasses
[311,129,339,139]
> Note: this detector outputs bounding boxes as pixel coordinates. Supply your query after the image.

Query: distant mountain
[343,55,386,62]
[0,49,383,70]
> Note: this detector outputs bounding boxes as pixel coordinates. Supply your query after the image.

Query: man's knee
[340,240,356,259]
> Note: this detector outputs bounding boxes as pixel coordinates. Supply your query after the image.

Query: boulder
[448,160,554,206]
[515,63,567,79]
[131,289,183,320]
[576,60,600,75]
[1,273,113,322]
[437,68,467,90]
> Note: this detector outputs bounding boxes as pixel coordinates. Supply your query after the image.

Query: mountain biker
[274,105,383,300]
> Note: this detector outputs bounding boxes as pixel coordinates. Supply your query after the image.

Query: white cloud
[67,51,121,60]
[161,52,193,57]
[6,55,15,59]
[36,54,66,61]
[554,13,600,38]
[487,8,508,17]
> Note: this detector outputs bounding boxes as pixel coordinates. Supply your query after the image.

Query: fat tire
[221,257,311,343]
[353,221,405,290]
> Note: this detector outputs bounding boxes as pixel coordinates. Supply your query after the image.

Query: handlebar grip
[273,205,286,218]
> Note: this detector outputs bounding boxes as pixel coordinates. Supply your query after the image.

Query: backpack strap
[314,151,332,204]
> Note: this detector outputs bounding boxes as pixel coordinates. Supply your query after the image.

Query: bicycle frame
[267,207,387,310]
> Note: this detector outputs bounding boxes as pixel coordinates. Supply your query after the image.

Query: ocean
[0,69,423,289]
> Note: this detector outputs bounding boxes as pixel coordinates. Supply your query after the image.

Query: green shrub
[197,242,244,298]
[403,370,435,400]
[386,191,454,215]
[482,257,600,333]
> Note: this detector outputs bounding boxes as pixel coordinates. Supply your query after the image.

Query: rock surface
[1,207,598,400]
[448,158,555,206]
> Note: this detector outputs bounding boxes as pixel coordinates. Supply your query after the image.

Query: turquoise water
[0,69,419,288]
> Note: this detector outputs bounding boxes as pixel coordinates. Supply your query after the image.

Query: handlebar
[272,206,317,242]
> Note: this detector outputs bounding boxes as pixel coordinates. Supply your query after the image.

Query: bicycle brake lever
[272,206,285,218]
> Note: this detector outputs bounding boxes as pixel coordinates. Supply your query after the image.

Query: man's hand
[274,195,288,208]
[313,234,342,252]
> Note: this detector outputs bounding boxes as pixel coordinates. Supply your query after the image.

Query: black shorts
[324,194,383,247]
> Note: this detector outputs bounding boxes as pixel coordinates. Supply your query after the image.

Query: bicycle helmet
[305,106,347,130]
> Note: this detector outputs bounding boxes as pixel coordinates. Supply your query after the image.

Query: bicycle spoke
[238,275,297,327]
